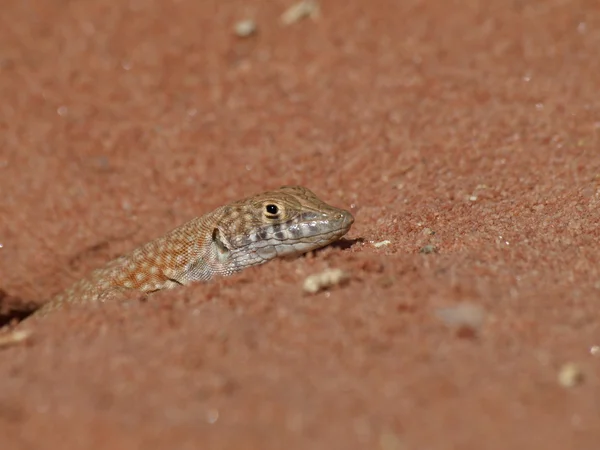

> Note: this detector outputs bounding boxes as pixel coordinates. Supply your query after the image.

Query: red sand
[1,0,600,448]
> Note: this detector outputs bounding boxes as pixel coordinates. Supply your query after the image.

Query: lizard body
[33,186,354,317]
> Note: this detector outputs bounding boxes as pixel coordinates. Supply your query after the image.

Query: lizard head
[211,185,354,270]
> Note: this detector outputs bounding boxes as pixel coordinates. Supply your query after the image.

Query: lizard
[29,185,354,318]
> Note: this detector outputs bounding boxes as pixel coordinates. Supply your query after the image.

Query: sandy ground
[1,0,600,448]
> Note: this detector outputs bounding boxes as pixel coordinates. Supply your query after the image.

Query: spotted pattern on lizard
[32,186,354,317]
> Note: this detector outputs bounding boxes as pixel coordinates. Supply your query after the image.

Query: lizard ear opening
[212,228,230,257]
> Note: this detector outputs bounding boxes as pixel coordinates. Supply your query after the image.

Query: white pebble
[280,0,320,25]
[234,19,257,37]
[558,363,584,388]
[373,240,391,248]
[303,268,349,294]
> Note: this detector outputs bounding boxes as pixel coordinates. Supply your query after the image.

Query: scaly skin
[32,186,354,317]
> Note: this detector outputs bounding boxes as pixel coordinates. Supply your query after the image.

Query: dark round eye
[265,204,279,215]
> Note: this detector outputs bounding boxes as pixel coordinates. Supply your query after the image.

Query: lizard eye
[265,204,279,215]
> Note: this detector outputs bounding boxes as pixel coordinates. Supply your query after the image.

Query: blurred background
[1,0,600,449]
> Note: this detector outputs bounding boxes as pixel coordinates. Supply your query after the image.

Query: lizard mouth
[256,209,353,245]
[233,209,354,259]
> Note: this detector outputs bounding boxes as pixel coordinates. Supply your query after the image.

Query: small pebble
[303,268,349,294]
[234,19,257,37]
[0,329,33,349]
[558,363,584,388]
[281,0,320,25]
[206,408,219,424]
[373,240,391,248]
[419,244,438,254]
